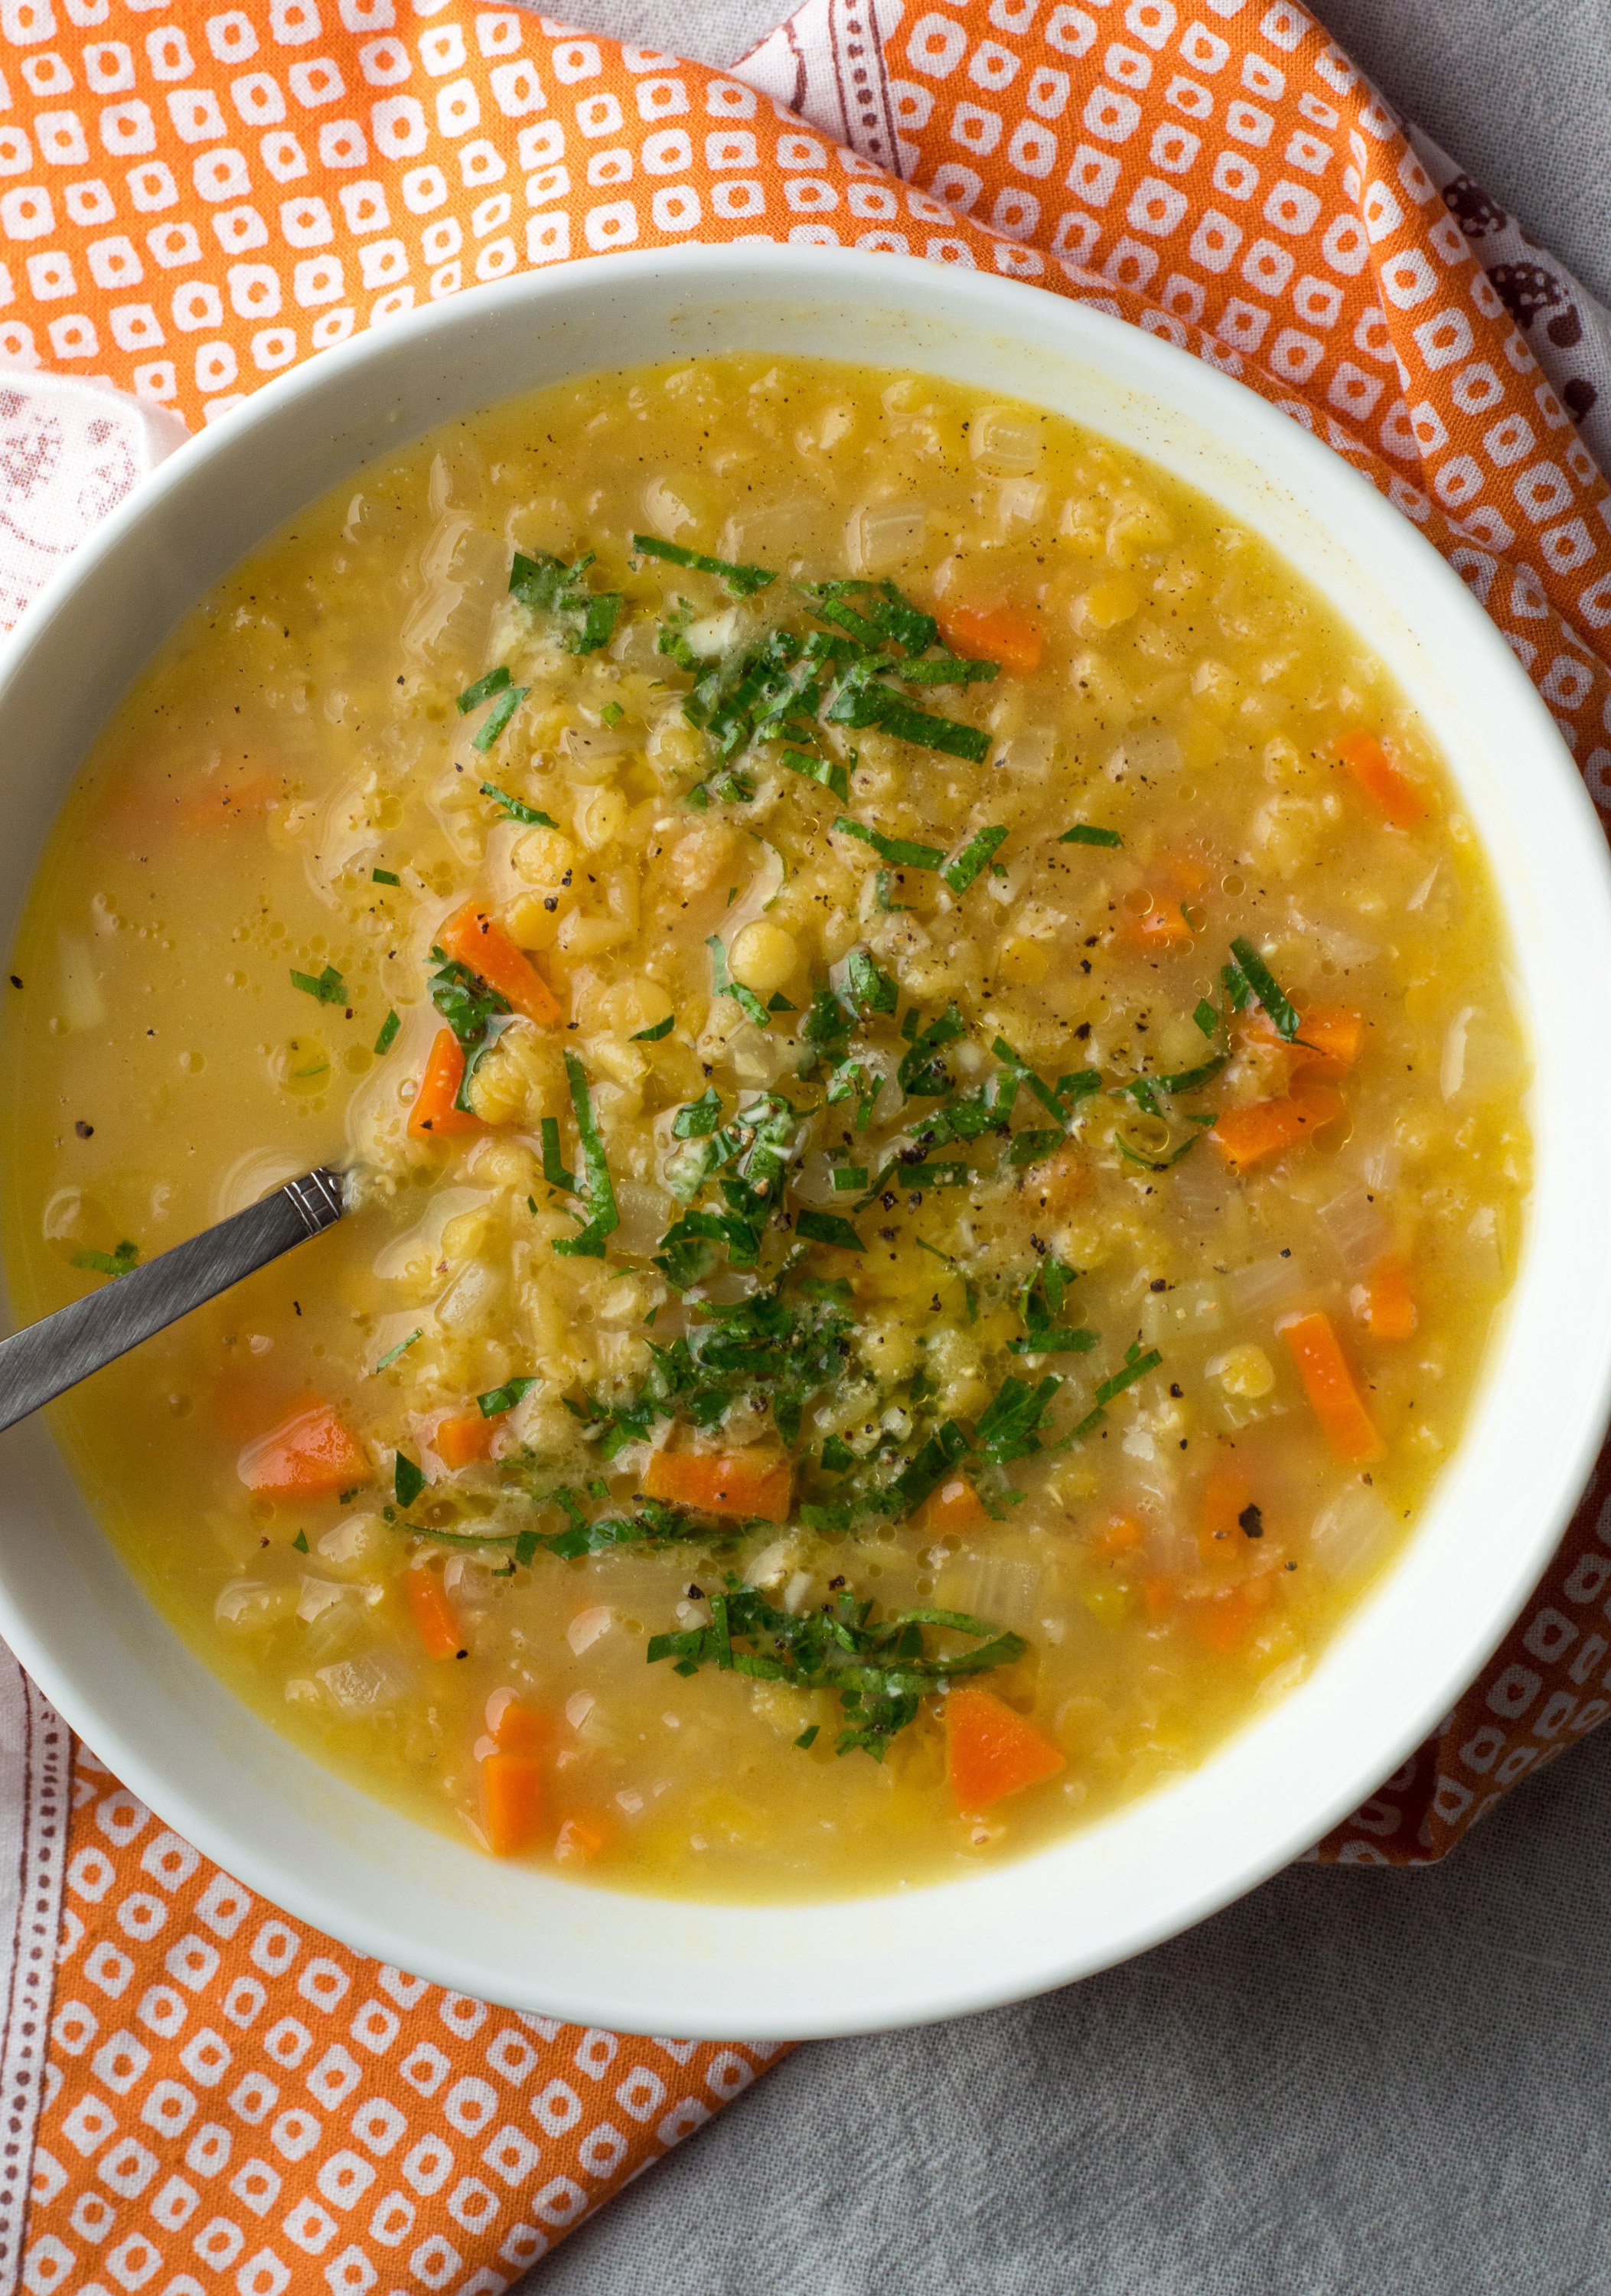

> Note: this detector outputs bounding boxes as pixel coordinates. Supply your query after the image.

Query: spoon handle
[0,1168,347,1436]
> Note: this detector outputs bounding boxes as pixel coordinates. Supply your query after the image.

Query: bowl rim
[4,243,1611,2039]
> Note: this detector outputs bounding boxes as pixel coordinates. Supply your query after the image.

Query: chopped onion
[940,1555,1042,1632]
[846,501,928,575]
[1308,1483,1395,1579]
[1440,1004,1476,1101]
[566,1604,615,1657]
[1228,1252,1313,1317]
[315,1652,410,1714]
[970,407,1044,475]
[1318,1187,1391,1274]
[1140,1277,1224,1349]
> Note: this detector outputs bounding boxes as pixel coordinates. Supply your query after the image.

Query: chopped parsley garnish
[780,747,850,802]
[1228,937,1301,1040]
[1071,1344,1165,1441]
[942,824,1008,894]
[832,816,945,871]
[458,665,511,713]
[648,1580,1025,1760]
[373,1327,422,1373]
[631,532,778,598]
[844,946,898,1016]
[795,1724,820,1750]
[546,1052,621,1259]
[394,1452,426,1508]
[480,781,556,827]
[71,1239,139,1279]
[796,1208,864,1252]
[372,867,400,886]
[990,1035,1068,1123]
[833,1165,869,1192]
[1009,1260,1095,1355]
[1060,823,1123,847]
[471,683,528,752]
[509,549,621,655]
[478,1375,535,1418]
[630,1013,675,1042]
[290,963,346,1006]
[427,947,514,1114]
[373,1009,400,1056]
[1192,998,1220,1036]
[600,701,624,727]
[708,934,771,1029]
[292,1530,308,1553]
[898,1003,967,1097]
[976,1371,1062,1463]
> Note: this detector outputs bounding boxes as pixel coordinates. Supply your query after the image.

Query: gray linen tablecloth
[525,5,1611,2286]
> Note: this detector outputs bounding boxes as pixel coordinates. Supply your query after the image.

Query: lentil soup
[1,354,1529,1900]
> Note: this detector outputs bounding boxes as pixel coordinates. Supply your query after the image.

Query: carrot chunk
[916,1475,991,1536]
[936,602,1043,675]
[1249,1005,1363,1073]
[1355,1253,1417,1342]
[438,902,562,1028]
[409,1028,481,1141]
[1093,1512,1145,1558]
[435,1408,494,1470]
[481,1753,543,1858]
[947,1684,1065,1812]
[1198,1461,1252,1558]
[1278,1309,1384,1464]
[1339,732,1428,827]
[1194,1579,1271,1655]
[405,1567,462,1662]
[238,1395,370,1499]
[1023,1140,1088,1212]
[487,1693,550,1755]
[1209,1076,1343,1169]
[641,1447,793,1523]
[1122,895,1192,954]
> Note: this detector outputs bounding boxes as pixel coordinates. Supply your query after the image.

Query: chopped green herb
[71,1239,139,1279]
[976,1371,1062,1463]
[942,824,1009,894]
[550,1052,621,1260]
[372,867,400,886]
[898,1003,967,1097]
[821,1435,856,1473]
[779,746,850,802]
[479,781,556,827]
[1060,823,1123,847]
[832,1165,869,1192]
[631,1013,675,1042]
[794,1724,820,1750]
[797,1208,864,1252]
[631,532,778,597]
[290,963,346,1006]
[1193,998,1220,1036]
[457,665,511,713]
[292,1530,308,1553]
[373,1326,423,1373]
[394,1453,425,1509]
[1229,937,1305,1036]
[1094,1348,1163,1406]
[991,1035,1067,1122]
[649,1579,1022,1760]
[1009,1127,1066,1166]
[509,549,622,654]
[373,1009,400,1056]
[844,945,898,1016]
[708,934,771,1029]
[873,869,908,914]
[600,701,624,727]
[478,1375,535,1418]
[890,1419,972,1515]
[471,683,529,752]
[1221,960,1251,1011]
[832,816,945,871]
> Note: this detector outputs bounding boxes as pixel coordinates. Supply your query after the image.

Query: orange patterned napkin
[7,0,1611,2285]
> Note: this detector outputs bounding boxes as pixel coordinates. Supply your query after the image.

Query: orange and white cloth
[2,0,1611,2288]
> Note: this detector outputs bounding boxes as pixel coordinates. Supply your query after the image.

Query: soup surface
[2,355,1529,1900]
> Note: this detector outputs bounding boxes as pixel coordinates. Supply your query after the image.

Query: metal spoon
[0,1168,347,1436]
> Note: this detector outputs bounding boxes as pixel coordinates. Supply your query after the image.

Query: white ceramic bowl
[3,248,1610,2041]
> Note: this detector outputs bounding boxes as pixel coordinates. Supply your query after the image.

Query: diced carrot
[435,1408,494,1469]
[1194,1580,1272,1655]
[438,902,562,1027]
[936,601,1043,675]
[1339,732,1429,828]
[487,1692,550,1755]
[1278,1309,1384,1464]
[1209,1076,1344,1170]
[1122,895,1192,954]
[554,1814,612,1865]
[1355,1253,1417,1342]
[946,1684,1065,1812]
[238,1394,371,1499]
[1093,1512,1144,1557]
[641,1447,793,1523]
[1250,1005,1363,1073]
[916,1476,991,1536]
[178,772,283,830]
[405,1567,462,1662]
[409,1028,481,1142]
[1198,1461,1251,1558]
[1140,1575,1179,1620]
[1024,1140,1088,1212]
[1163,853,1211,898]
[481,1753,543,1858]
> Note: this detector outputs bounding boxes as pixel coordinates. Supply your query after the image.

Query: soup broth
[1,355,1529,1899]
